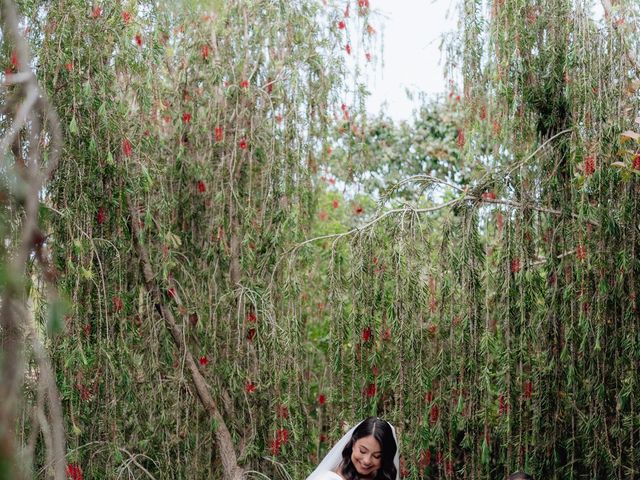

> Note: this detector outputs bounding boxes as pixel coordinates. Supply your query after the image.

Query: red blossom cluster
[66,463,83,480]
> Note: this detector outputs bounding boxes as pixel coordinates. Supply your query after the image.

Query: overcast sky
[364,0,457,121]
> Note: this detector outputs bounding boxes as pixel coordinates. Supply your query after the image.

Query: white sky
[365,0,458,121]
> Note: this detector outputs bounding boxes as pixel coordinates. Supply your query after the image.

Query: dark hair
[508,473,533,480]
[339,417,397,480]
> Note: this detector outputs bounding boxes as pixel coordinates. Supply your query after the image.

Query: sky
[364,0,458,121]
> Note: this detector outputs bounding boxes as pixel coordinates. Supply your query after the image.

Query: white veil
[306,419,400,480]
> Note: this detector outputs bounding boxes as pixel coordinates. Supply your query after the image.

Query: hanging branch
[601,0,640,74]
[0,0,66,478]
[127,201,244,480]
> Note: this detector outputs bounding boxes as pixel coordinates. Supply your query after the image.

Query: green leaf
[69,116,79,135]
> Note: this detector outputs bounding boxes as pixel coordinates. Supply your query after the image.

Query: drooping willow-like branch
[0,0,66,479]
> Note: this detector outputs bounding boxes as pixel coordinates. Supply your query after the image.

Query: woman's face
[351,435,382,478]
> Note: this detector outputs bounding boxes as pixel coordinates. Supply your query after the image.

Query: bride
[306,416,399,480]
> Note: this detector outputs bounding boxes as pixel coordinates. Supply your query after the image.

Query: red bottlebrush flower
[341,103,348,112]
[326,146,333,156]
[445,460,454,476]
[167,287,177,299]
[358,0,370,8]
[498,393,509,415]
[482,191,496,201]
[584,155,595,176]
[492,120,502,136]
[480,105,487,120]
[182,112,192,123]
[365,52,371,62]
[122,138,132,156]
[424,391,433,404]
[344,5,350,17]
[429,404,439,424]
[354,204,364,215]
[510,257,521,273]
[66,463,84,480]
[269,439,281,456]
[456,129,465,148]
[318,393,326,405]
[361,327,372,342]
[112,296,123,312]
[365,383,377,398]
[246,311,257,323]
[332,199,339,209]
[201,44,209,60]
[10,51,18,70]
[633,154,640,170]
[400,457,409,477]
[523,380,533,399]
[66,62,74,72]
[77,384,92,401]
[247,328,256,341]
[245,382,256,394]
[196,180,206,193]
[239,79,249,88]
[275,114,283,124]
[419,449,431,468]
[82,324,91,337]
[367,24,376,35]
[135,34,142,46]
[576,244,587,261]
[496,212,504,233]
[371,365,380,376]
[435,450,443,465]
[277,405,289,419]
[382,328,391,341]
[96,207,107,225]
[345,44,351,55]
[238,138,248,149]
[122,11,131,24]
[91,6,102,19]
[427,322,437,335]
[338,20,346,29]
[199,356,209,366]
[318,210,328,221]
[329,177,336,185]
[214,126,223,142]
[277,428,289,444]
[319,434,327,442]
[189,313,198,326]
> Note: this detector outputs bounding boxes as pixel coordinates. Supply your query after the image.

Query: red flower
[135,34,142,46]
[482,191,496,201]
[112,296,123,312]
[367,24,376,35]
[182,112,192,123]
[344,5,350,17]
[197,180,206,193]
[91,6,102,19]
[329,177,336,185]
[239,79,249,88]
[510,257,521,273]
[277,405,289,419]
[584,155,595,176]
[269,439,281,456]
[456,129,465,148]
[371,365,380,376]
[429,404,439,424]
[66,463,83,480]
[214,126,223,142]
[122,11,131,24]
[66,62,74,72]
[122,138,132,157]
[238,138,248,149]
[247,328,256,341]
[189,313,198,326]
[354,204,364,215]
[247,311,257,323]
[167,287,177,299]
[338,20,346,29]
[318,210,328,221]
[245,382,256,394]
[201,44,209,60]
[424,391,433,404]
[498,393,509,415]
[576,244,587,261]
[275,114,283,124]
[82,324,91,337]
[419,449,431,468]
[358,0,370,8]
[480,105,487,120]
[365,383,376,397]
[492,120,501,136]
[318,393,326,405]
[96,207,107,225]
[435,450,443,465]
[382,328,391,341]
[523,380,533,399]
[332,199,339,209]
[10,51,18,70]
[199,356,209,366]
[496,212,504,233]
[361,327,372,342]
[319,434,327,442]
[365,52,371,62]
[345,44,351,55]
[633,154,640,170]
[277,428,289,444]
[445,460,454,476]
